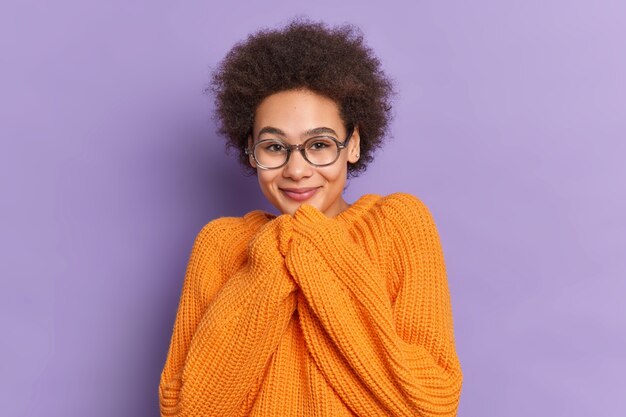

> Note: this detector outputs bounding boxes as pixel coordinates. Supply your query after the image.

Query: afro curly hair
[209,18,394,177]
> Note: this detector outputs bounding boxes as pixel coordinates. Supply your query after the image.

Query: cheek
[256,170,281,192]
[319,164,348,184]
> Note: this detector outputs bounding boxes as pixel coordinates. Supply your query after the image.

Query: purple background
[2,1,625,416]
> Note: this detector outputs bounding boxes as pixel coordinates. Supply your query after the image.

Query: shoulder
[190,210,273,258]
[376,192,437,227]
[194,216,244,247]
[374,192,443,250]
[345,192,438,236]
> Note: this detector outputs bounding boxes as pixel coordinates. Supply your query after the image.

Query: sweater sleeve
[159,214,298,417]
[285,195,463,417]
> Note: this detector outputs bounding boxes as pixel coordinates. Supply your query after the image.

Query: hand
[248,214,293,263]
[291,204,346,245]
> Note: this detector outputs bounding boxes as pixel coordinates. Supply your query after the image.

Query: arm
[285,195,463,417]
[159,214,297,417]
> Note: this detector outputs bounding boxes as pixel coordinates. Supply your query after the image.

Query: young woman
[159,20,463,417]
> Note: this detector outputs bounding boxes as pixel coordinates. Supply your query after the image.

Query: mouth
[280,187,321,202]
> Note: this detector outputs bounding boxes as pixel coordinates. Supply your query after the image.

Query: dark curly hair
[208,18,394,177]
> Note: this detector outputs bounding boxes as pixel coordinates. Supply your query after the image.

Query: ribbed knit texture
[159,192,463,416]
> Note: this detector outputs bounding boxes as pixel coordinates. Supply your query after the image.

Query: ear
[247,135,257,168]
[347,126,361,164]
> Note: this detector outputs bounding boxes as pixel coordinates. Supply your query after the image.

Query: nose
[282,149,313,181]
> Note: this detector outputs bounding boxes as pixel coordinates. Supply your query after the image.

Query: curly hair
[208,18,394,177]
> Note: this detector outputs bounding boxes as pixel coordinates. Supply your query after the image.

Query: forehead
[253,89,344,137]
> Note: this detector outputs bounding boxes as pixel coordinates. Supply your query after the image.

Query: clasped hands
[280,204,346,256]
[248,203,349,288]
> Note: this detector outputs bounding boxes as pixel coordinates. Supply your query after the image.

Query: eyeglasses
[245,127,354,170]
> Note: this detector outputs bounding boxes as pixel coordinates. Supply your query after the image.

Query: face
[248,89,360,217]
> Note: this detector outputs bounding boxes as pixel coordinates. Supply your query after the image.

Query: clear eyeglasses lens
[254,137,340,168]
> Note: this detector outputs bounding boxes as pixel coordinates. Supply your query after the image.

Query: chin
[279,205,298,216]
[272,199,298,215]
[275,197,324,216]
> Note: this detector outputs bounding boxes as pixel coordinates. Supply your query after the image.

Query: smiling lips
[280,187,320,202]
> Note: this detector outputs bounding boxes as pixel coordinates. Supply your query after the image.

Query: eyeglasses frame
[245,126,355,170]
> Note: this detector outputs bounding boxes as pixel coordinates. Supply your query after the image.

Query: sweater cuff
[291,204,347,249]
[293,203,328,223]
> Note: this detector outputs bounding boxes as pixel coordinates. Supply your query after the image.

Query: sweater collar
[243,193,382,228]
[335,193,382,226]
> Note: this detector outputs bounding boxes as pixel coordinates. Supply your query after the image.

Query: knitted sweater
[159,192,463,416]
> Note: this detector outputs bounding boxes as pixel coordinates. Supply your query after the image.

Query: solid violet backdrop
[1,1,625,416]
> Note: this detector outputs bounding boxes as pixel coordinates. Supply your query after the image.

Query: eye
[261,141,287,153]
[306,137,335,151]
[311,141,329,149]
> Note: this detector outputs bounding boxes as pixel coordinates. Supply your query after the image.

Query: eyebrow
[303,127,338,137]
[257,126,339,138]
[257,127,286,137]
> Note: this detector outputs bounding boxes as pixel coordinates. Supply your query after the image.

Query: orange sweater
[159,193,463,416]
